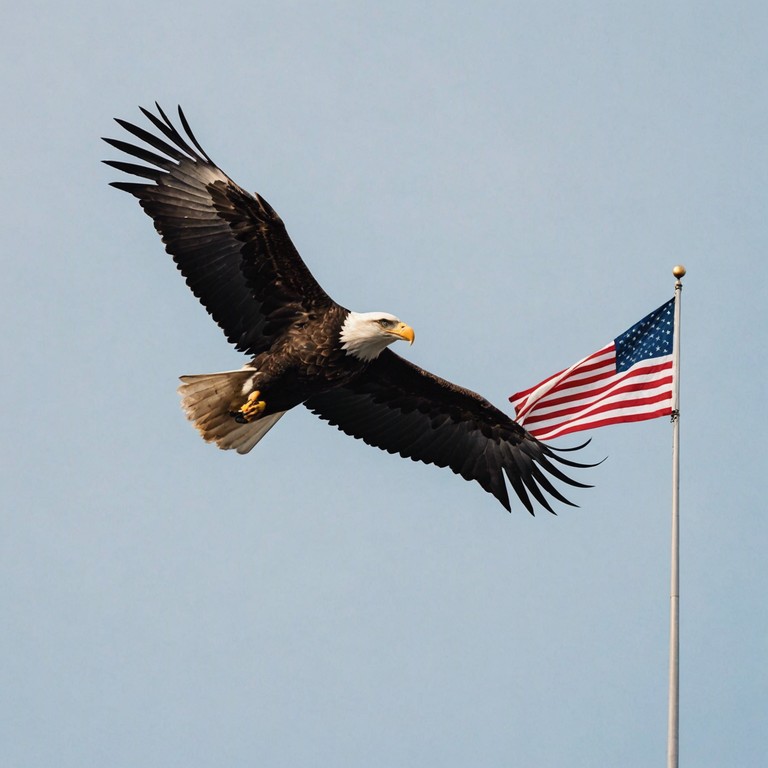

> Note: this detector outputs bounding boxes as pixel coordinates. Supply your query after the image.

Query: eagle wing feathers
[105,104,595,513]
[305,350,593,513]
[103,104,334,354]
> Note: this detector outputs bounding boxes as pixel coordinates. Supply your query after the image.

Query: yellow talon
[232,390,267,422]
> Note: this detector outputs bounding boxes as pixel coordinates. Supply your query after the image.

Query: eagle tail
[178,370,286,454]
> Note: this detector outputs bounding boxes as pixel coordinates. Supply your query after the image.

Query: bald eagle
[103,104,593,513]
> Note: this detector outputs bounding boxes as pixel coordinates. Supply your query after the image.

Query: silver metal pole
[667,265,685,768]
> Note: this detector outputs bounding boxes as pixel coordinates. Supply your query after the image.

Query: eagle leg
[231,390,267,423]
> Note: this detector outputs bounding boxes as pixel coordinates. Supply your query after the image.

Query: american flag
[510,299,676,441]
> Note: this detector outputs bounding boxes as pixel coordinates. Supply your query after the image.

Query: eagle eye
[378,318,394,329]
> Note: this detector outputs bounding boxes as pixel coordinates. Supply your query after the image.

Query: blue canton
[614,298,675,372]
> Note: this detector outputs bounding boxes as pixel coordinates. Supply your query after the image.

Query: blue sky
[2,2,766,766]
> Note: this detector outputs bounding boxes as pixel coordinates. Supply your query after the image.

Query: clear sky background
[2,2,765,766]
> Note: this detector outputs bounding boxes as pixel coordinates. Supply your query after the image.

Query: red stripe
[512,353,616,420]
[523,387,673,430]
[523,367,673,414]
[535,406,672,440]
[510,344,614,402]
[532,357,671,400]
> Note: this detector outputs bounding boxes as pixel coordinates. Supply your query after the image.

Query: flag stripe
[535,405,673,440]
[510,298,676,440]
[523,385,673,432]
[526,375,672,429]
[523,360,673,413]
[512,345,614,401]
[512,345,614,420]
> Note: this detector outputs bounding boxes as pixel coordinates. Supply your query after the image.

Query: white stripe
[521,360,673,423]
[531,353,671,406]
[535,398,672,440]
[522,380,674,431]
[513,343,614,419]
[516,352,672,427]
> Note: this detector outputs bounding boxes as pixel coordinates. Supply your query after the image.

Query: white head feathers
[340,311,415,362]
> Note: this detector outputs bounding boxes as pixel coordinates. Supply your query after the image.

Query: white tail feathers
[178,370,285,454]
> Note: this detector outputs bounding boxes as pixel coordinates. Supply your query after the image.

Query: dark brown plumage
[103,103,594,513]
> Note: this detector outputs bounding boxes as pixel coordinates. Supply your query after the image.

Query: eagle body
[214,308,413,414]
[104,104,593,513]
[240,306,365,415]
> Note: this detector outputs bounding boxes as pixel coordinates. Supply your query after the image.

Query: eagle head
[340,311,415,362]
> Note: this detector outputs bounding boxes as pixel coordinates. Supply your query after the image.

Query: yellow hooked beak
[389,322,415,345]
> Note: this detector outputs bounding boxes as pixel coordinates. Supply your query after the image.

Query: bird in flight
[103,104,593,513]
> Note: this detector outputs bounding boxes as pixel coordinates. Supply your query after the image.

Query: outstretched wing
[103,104,335,354]
[304,351,595,513]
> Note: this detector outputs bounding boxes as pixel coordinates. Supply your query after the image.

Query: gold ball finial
[672,264,686,279]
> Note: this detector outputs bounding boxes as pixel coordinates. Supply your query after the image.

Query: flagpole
[667,265,685,768]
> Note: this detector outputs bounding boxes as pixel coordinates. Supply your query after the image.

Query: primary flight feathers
[103,103,594,513]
